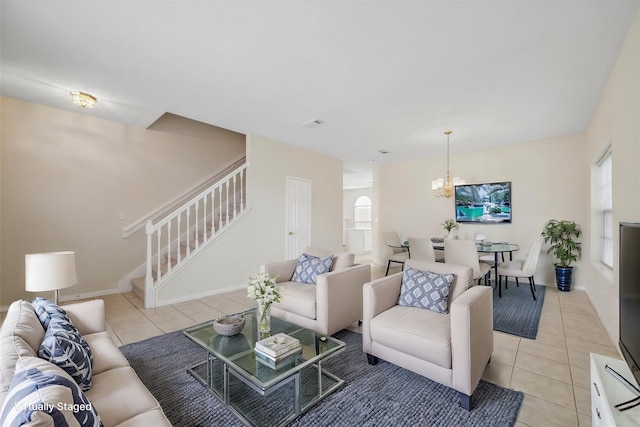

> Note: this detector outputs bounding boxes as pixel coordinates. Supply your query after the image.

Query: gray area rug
[493,281,546,339]
[121,329,523,426]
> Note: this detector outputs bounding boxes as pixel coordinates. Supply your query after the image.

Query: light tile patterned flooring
[7,261,617,426]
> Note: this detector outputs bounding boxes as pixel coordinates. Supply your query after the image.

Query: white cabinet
[591,353,640,426]
[347,228,372,255]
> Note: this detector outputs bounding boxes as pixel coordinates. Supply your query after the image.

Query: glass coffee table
[183,309,345,426]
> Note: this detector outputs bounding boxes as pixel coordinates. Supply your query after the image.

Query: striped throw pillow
[0,356,103,427]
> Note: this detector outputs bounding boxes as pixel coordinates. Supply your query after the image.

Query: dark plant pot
[555,266,573,291]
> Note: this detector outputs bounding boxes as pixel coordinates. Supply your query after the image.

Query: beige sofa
[362,259,493,410]
[263,248,371,336]
[0,299,171,426]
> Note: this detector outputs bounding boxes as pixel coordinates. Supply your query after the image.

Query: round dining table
[424,242,520,284]
[475,242,520,286]
[411,240,520,287]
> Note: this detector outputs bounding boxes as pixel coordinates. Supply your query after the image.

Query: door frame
[285,176,312,259]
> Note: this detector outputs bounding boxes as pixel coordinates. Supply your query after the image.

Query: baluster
[240,168,245,212]
[156,227,162,281]
[210,188,216,238]
[202,194,208,244]
[233,174,238,218]
[218,186,223,231]
[226,180,230,225]
[195,201,200,250]
[145,221,154,308]
[166,220,172,273]
[186,207,191,257]
[176,213,182,265]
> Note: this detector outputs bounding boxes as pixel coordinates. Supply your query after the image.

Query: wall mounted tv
[454,182,512,224]
[619,222,640,386]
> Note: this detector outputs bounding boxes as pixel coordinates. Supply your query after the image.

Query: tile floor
[12,260,617,426]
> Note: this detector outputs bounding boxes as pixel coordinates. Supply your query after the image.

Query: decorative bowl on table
[213,315,246,336]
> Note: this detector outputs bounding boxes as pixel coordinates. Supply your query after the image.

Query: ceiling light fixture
[432,131,465,198]
[70,91,97,108]
[302,118,323,127]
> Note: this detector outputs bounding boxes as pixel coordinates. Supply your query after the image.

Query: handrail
[122,154,246,238]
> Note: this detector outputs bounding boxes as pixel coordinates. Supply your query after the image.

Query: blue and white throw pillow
[398,266,455,314]
[0,356,103,427]
[32,297,69,329]
[39,315,93,391]
[291,253,334,284]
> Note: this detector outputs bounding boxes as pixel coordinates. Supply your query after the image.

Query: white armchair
[262,248,371,336]
[363,259,493,410]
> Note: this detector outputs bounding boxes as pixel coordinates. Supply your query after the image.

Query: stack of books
[255,333,301,369]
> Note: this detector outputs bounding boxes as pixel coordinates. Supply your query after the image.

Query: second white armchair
[263,248,371,336]
[363,259,493,410]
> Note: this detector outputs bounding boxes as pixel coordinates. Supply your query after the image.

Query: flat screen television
[454,182,512,224]
[619,222,640,386]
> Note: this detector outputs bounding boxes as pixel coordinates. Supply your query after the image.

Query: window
[354,196,372,229]
[599,151,613,268]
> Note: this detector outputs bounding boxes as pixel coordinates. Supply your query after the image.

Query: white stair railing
[144,163,248,308]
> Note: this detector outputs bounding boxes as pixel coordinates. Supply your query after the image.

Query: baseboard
[157,284,246,307]
[0,287,124,314]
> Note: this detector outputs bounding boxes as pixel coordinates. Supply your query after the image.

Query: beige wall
[157,134,344,304]
[585,10,640,341]
[0,97,245,307]
[374,133,589,289]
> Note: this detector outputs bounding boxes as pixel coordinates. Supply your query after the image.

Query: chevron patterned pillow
[397,266,454,314]
[32,297,68,329]
[291,253,334,284]
[39,315,93,391]
[0,356,103,427]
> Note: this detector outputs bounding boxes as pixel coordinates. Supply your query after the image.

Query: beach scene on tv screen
[455,183,511,223]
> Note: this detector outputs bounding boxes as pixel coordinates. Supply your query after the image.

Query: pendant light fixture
[432,131,465,198]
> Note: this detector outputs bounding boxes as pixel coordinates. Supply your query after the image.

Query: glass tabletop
[183,309,344,389]
[475,242,520,253]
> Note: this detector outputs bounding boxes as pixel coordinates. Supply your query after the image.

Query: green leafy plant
[541,220,582,268]
[442,219,458,233]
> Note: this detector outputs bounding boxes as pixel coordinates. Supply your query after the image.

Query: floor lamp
[25,251,77,305]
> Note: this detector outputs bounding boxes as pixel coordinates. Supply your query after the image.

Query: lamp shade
[25,251,77,293]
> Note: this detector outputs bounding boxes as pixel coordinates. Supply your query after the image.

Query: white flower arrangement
[247,273,281,305]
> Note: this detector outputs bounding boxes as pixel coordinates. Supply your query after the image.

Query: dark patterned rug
[493,281,546,339]
[121,329,523,426]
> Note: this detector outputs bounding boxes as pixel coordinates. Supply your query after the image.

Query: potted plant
[442,219,458,238]
[541,219,582,291]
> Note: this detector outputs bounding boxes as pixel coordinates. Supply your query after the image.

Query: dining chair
[497,236,544,300]
[407,237,436,262]
[444,238,491,285]
[383,231,409,276]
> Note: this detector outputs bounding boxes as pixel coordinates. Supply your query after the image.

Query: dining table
[407,239,520,287]
[474,242,520,285]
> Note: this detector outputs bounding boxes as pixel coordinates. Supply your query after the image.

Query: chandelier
[432,131,465,198]
[70,91,97,108]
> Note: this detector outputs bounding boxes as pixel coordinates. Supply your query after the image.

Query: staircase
[130,163,249,308]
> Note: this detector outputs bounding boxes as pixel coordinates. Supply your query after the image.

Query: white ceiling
[2,1,638,188]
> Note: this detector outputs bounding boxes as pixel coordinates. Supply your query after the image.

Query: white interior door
[286,177,311,259]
